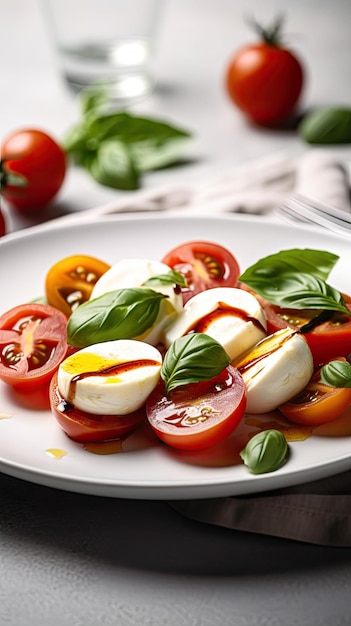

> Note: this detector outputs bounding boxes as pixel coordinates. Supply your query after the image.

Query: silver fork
[274,194,351,237]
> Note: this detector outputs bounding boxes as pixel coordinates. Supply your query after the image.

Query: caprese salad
[1,240,351,474]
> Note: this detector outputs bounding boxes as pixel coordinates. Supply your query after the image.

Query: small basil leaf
[86,111,130,142]
[240,430,289,474]
[299,107,351,145]
[88,140,139,190]
[161,333,231,394]
[320,360,351,388]
[62,124,92,161]
[130,138,191,172]
[30,295,48,304]
[80,87,108,118]
[144,270,188,288]
[67,288,167,348]
[242,271,350,315]
[239,248,339,286]
[106,113,191,144]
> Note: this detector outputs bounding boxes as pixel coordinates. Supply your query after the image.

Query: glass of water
[43,0,162,103]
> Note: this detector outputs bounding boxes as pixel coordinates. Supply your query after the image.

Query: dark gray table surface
[1,471,351,626]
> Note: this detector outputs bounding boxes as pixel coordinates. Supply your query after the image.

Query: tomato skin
[260,295,351,366]
[279,359,351,426]
[49,372,146,443]
[1,128,66,213]
[225,43,304,126]
[162,240,240,304]
[45,254,111,317]
[0,208,6,237]
[146,365,246,451]
[0,303,67,391]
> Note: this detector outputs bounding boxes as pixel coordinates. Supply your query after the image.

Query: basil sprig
[63,89,192,191]
[321,360,351,388]
[161,334,231,394]
[239,248,351,315]
[67,288,167,348]
[144,270,188,288]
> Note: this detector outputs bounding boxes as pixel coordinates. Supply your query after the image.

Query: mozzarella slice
[57,340,162,415]
[90,258,183,345]
[234,327,314,414]
[163,287,267,360]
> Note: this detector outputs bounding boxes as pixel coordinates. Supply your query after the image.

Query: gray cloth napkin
[171,470,351,547]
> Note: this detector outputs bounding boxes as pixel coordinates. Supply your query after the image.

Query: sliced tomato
[162,241,240,304]
[279,358,351,426]
[49,372,146,443]
[0,303,67,397]
[258,293,351,366]
[45,254,111,317]
[146,365,246,451]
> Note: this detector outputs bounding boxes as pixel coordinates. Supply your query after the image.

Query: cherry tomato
[279,358,351,426]
[1,128,66,213]
[260,294,351,366]
[45,254,111,317]
[162,240,240,304]
[225,17,304,126]
[146,365,246,451]
[49,372,146,443]
[0,207,6,236]
[0,303,67,402]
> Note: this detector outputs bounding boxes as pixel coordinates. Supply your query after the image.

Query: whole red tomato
[1,128,66,213]
[225,16,304,126]
[0,207,6,236]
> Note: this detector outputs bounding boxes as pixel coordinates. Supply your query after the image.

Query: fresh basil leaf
[247,271,350,314]
[240,430,289,474]
[239,248,339,286]
[131,138,191,172]
[86,111,130,142]
[87,112,191,171]
[299,107,351,145]
[67,288,167,348]
[144,270,188,288]
[95,112,190,144]
[87,140,139,190]
[161,333,231,394]
[320,360,351,388]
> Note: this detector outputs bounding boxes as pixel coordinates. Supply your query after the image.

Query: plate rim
[1,212,351,500]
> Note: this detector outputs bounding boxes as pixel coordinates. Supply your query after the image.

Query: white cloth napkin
[52,149,350,224]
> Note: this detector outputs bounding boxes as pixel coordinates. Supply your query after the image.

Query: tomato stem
[0,159,28,190]
[247,13,285,46]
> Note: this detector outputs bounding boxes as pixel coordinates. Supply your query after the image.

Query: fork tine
[293,194,351,226]
[274,195,351,237]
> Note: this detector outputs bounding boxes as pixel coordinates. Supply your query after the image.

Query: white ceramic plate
[1,213,351,500]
